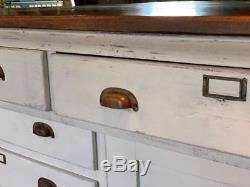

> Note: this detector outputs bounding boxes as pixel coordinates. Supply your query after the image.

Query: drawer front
[136,143,250,187]
[0,108,97,170]
[0,47,49,110]
[50,54,250,157]
[141,166,231,187]
[106,136,250,187]
[0,149,98,187]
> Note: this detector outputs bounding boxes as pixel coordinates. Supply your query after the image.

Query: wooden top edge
[1,1,250,35]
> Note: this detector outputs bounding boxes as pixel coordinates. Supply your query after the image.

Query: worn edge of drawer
[47,54,250,170]
[0,135,106,184]
[42,51,52,111]
[1,101,250,172]
[0,47,51,111]
[0,105,98,171]
[0,146,100,187]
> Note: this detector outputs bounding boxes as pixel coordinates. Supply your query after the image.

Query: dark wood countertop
[2,1,250,35]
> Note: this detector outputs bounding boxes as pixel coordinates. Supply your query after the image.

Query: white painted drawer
[137,143,250,187]
[106,136,250,187]
[0,108,97,170]
[50,54,250,157]
[0,47,49,110]
[0,148,98,187]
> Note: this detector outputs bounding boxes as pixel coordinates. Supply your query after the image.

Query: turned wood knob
[0,66,5,81]
[33,122,55,138]
[100,87,139,112]
[38,178,57,187]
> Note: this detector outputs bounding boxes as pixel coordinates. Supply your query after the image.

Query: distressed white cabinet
[0,29,250,187]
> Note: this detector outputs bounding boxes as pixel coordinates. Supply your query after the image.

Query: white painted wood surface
[106,136,250,187]
[0,137,102,183]
[105,136,137,187]
[50,53,250,158]
[1,29,250,187]
[0,108,96,170]
[137,143,250,187]
[0,47,50,110]
[141,166,233,187]
[0,29,250,68]
[0,148,98,187]
[3,100,250,172]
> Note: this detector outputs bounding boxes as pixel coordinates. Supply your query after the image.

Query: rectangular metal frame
[203,75,247,101]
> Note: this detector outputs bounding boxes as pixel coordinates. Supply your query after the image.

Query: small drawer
[50,54,250,157]
[0,108,97,170]
[0,47,49,110]
[0,149,98,187]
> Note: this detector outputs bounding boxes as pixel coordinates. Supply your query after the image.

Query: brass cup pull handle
[0,66,5,81]
[38,178,57,187]
[100,87,139,112]
[33,122,55,138]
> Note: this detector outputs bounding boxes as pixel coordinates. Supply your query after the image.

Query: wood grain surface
[1,1,250,35]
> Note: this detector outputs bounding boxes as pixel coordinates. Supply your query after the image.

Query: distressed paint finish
[137,143,250,187]
[0,27,249,187]
[0,148,98,187]
[0,47,50,110]
[50,53,250,158]
[0,29,250,69]
[0,108,97,170]
[106,136,250,187]
[2,99,250,172]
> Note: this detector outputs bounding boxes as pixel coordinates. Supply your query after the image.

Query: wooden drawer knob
[38,178,57,187]
[0,66,5,81]
[100,87,139,112]
[33,122,55,138]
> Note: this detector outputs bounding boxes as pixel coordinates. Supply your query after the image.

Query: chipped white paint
[137,143,250,187]
[0,148,98,187]
[107,136,250,187]
[0,47,50,110]
[0,108,97,170]
[0,29,249,68]
[50,53,250,158]
[0,28,250,187]
[2,101,250,172]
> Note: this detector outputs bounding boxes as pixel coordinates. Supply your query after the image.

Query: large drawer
[0,108,97,170]
[0,148,98,187]
[0,47,49,110]
[50,53,250,157]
